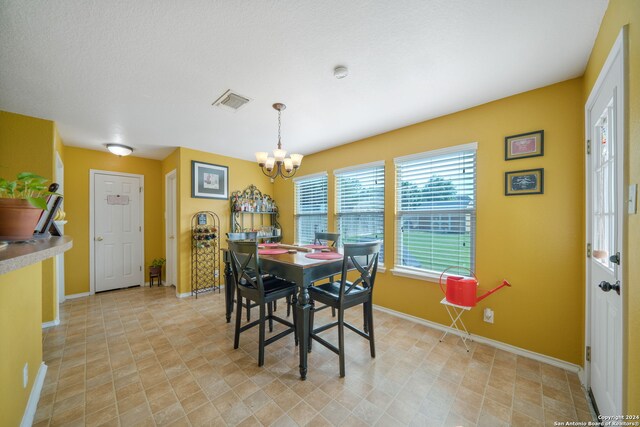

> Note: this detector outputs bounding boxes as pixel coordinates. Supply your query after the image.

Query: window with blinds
[395,143,477,276]
[335,162,384,261]
[294,173,328,244]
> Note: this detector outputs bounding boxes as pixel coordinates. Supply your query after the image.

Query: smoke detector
[334,66,348,79]
[212,90,251,111]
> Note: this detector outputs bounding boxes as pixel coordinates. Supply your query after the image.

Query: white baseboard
[176,285,225,299]
[42,319,60,329]
[373,304,582,375]
[21,362,47,427]
[65,291,92,300]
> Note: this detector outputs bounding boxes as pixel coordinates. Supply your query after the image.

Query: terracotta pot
[149,266,162,275]
[0,198,43,240]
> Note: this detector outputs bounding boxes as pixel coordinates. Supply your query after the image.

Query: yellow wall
[176,147,273,294]
[0,110,58,323]
[0,263,43,427]
[63,146,164,295]
[275,78,585,364]
[583,0,640,412]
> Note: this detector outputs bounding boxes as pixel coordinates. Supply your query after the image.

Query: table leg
[224,259,234,323]
[296,285,311,380]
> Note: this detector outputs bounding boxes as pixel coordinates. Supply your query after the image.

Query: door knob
[598,280,621,295]
[96,236,103,241]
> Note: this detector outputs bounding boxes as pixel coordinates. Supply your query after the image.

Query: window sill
[377,265,386,273]
[390,268,441,283]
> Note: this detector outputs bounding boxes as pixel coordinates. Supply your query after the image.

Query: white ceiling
[0,0,608,161]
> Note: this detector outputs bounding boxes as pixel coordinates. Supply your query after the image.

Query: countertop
[0,236,73,275]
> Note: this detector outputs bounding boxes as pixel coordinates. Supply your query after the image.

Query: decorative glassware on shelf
[257,226,273,238]
[230,184,281,241]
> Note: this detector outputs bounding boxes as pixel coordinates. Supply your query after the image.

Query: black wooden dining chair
[308,241,380,377]
[312,231,342,317]
[228,240,297,366]
[314,231,340,247]
[227,232,263,321]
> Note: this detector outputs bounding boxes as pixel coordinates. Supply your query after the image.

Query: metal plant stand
[191,211,221,298]
[439,298,472,352]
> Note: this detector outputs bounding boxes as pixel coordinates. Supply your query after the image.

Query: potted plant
[149,258,166,276]
[0,172,57,240]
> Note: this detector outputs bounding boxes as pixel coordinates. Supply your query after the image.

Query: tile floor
[34,286,594,426]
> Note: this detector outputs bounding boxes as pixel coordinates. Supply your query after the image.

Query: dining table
[220,245,347,380]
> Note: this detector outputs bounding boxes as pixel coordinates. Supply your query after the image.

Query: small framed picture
[192,161,228,200]
[505,130,544,161]
[505,168,544,196]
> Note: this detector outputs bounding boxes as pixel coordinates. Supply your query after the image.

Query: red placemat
[258,249,288,255]
[303,244,329,249]
[259,243,279,248]
[305,252,343,260]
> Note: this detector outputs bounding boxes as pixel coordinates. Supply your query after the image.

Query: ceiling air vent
[212,90,251,111]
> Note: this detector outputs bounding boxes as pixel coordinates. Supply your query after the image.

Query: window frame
[293,172,328,245]
[334,161,385,266]
[392,142,478,281]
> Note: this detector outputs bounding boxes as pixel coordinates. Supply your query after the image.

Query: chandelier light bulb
[290,153,303,168]
[265,157,276,171]
[273,148,287,162]
[255,151,269,166]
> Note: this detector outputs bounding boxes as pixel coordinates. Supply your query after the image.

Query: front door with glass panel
[586,32,624,417]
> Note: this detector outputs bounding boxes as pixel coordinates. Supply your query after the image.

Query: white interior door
[586,30,624,416]
[94,173,143,292]
[165,170,177,287]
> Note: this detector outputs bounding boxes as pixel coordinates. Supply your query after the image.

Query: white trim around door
[55,151,65,309]
[165,169,177,290]
[89,170,145,295]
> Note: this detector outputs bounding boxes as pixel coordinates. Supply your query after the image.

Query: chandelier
[255,103,303,179]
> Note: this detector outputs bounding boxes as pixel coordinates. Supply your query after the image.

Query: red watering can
[439,266,511,307]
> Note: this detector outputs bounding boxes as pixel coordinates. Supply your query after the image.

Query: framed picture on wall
[505,130,544,160]
[505,168,544,196]
[192,161,229,200]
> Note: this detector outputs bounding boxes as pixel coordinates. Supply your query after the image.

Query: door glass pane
[592,101,615,271]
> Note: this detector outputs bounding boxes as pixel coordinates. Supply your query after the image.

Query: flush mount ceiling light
[255,103,303,179]
[106,144,133,156]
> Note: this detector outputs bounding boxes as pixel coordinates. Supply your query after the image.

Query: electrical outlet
[483,308,494,324]
[23,362,28,388]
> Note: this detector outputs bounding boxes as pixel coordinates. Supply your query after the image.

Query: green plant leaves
[0,172,55,209]
[26,196,48,210]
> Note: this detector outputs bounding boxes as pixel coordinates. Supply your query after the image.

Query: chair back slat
[314,232,340,247]
[339,241,380,298]
[228,240,264,293]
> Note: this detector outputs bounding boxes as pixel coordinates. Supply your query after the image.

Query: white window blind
[395,144,476,276]
[335,163,384,261]
[294,174,328,244]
